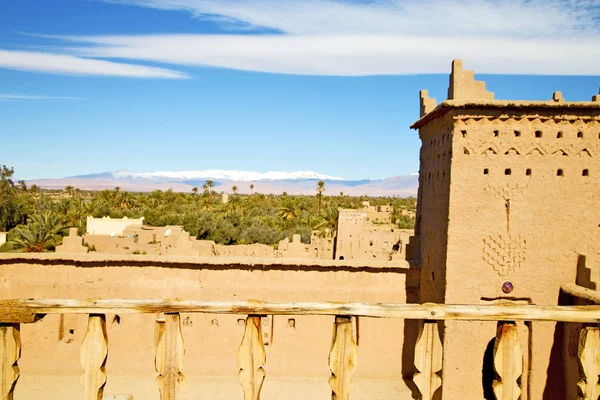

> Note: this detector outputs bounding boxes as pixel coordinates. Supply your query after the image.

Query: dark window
[526,169,532,176]
[582,169,589,176]
[557,169,564,176]
[514,130,521,137]
[557,131,563,138]
[505,169,511,175]
[484,168,489,175]
[578,131,584,138]
[494,130,499,137]
[535,131,542,138]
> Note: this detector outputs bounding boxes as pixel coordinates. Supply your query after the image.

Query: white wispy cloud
[0,50,188,79]
[55,34,600,76]
[103,0,600,38]
[5,0,600,77]
[0,94,80,101]
[61,0,600,76]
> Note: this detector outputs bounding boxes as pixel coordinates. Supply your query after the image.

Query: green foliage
[0,165,418,252]
[9,211,67,252]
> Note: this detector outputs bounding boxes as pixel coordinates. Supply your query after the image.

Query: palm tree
[232,185,238,195]
[64,185,75,197]
[279,199,300,224]
[205,180,215,192]
[316,180,325,213]
[224,194,243,215]
[10,211,67,252]
[191,187,198,195]
[314,206,338,238]
[250,184,255,195]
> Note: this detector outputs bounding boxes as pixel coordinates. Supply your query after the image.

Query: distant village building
[55,228,88,253]
[86,216,144,236]
[278,232,334,260]
[0,232,7,246]
[335,201,412,261]
[68,204,410,260]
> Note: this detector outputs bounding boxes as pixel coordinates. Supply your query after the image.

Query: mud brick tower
[410,59,600,398]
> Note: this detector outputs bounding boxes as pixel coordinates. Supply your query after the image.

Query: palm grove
[0,165,416,253]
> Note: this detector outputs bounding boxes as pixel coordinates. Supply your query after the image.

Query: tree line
[0,165,416,252]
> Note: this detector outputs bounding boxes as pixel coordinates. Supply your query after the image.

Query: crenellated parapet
[420,90,437,117]
[447,59,494,101]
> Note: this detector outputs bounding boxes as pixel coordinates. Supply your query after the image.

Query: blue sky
[1,0,599,180]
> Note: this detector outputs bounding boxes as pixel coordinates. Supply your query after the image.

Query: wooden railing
[1,299,600,400]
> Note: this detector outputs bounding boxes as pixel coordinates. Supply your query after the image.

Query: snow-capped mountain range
[25,169,419,196]
[112,169,345,182]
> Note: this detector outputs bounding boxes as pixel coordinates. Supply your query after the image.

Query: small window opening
[557,131,563,138]
[514,130,521,137]
[505,168,511,175]
[577,131,584,138]
[494,130,499,137]
[483,168,489,175]
[557,169,564,176]
[535,131,542,138]
[582,169,589,176]
[464,148,470,155]
[461,130,467,138]
[526,169,532,176]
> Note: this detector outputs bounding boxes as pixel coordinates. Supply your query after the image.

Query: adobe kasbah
[1,60,600,400]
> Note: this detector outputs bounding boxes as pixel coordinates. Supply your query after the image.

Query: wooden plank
[492,322,522,400]
[155,313,184,400]
[0,323,20,400]
[80,314,108,400]
[329,316,358,400]
[0,300,39,323]
[577,327,600,399]
[237,316,266,400]
[1,299,600,323]
[413,321,442,399]
[562,284,600,305]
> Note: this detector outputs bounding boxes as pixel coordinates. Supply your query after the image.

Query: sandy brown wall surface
[0,254,418,400]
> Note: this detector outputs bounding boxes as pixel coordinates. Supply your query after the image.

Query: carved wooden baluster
[577,327,600,399]
[492,322,522,400]
[413,321,442,399]
[1,323,20,400]
[328,316,358,400]
[155,313,185,400]
[238,315,266,400]
[80,314,108,400]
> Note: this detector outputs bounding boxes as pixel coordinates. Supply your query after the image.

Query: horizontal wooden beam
[561,284,600,304]
[1,299,599,323]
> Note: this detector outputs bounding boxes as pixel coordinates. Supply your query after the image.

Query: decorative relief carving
[483,235,526,277]
[578,148,593,157]
[526,147,545,156]
[485,182,528,201]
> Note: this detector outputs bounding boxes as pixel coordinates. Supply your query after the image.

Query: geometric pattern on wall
[485,182,528,201]
[483,234,527,277]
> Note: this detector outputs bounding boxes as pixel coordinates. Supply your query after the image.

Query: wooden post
[155,313,184,400]
[80,314,108,400]
[328,316,358,400]
[413,321,442,399]
[577,326,600,399]
[238,315,266,400]
[493,322,522,400]
[0,323,20,400]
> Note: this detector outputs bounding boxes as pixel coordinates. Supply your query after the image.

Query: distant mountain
[25,169,418,197]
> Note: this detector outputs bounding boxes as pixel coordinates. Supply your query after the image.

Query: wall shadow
[402,267,422,399]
